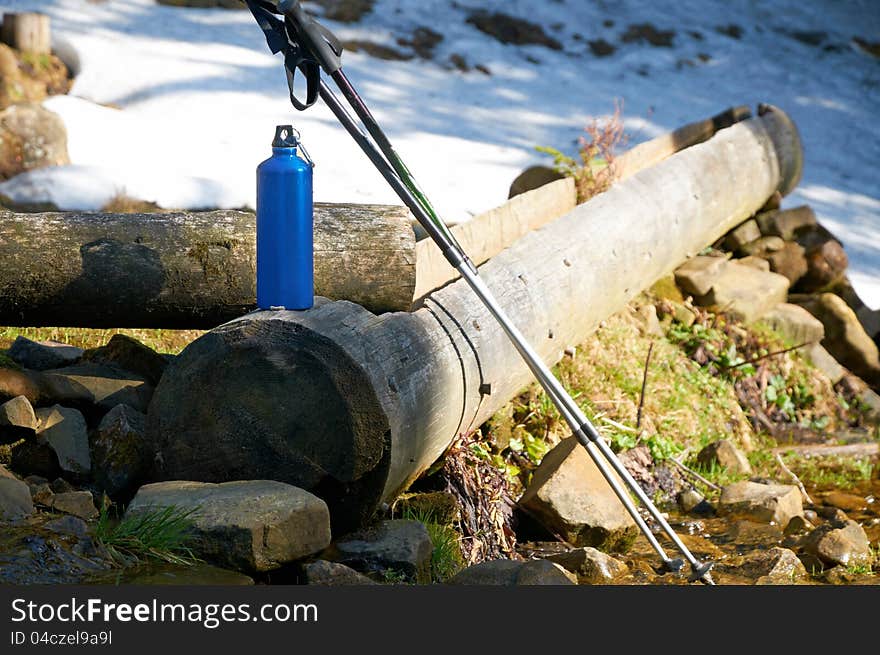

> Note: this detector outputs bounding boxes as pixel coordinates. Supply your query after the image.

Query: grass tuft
[96,503,201,567]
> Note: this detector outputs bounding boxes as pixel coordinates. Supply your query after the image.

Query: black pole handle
[280,0,343,75]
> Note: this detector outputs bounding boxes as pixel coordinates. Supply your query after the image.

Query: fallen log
[0,203,415,326]
[146,107,803,531]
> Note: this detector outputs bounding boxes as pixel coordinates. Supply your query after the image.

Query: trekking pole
[245,0,714,584]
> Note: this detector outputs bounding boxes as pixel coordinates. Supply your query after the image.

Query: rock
[519,437,638,552]
[515,560,578,585]
[783,515,814,536]
[0,365,41,405]
[466,11,562,50]
[718,481,803,527]
[546,546,629,583]
[327,520,433,584]
[727,520,784,545]
[649,273,684,302]
[678,488,713,515]
[391,492,460,525]
[90,404,150,499]
[301,560,377,585]
[634,304,663,336]
[804,343,846,384]
[40,364,154,414]
[759,303,825,346]
[313,0,374,23]
[755,206,817,240]
[117,564,256,586]
[822,491,868,513]
[0,394,38,444]
[8,337,83,371]
[508,165,565,198]
[670,302,697,327]
[0,463,16,479]
[765,242,808,285]
[739,235,785,257]
[10,439,60,479]
[48,490,98,520]
[724,219,762,251]
[44,515,90,538]
[0,103,69,179]
[449,559,576,585]
[0,476,33,519]
[736,256,771,272]
[799,240,848,292]
[30,482,53,506]
[697,439,752,475]
[674,255,728,296]
[397,26,444,59]
[588,38,617,57]
[50,477,75,494]
[82,334,168,386]
[675,257,789,323]
[833,277,880,340]
[34,405,90,477]
[127,480,331,573]
[620,23,676,47]
[742,547,808,584]
[799,293,880,386]
[800,520,872,569]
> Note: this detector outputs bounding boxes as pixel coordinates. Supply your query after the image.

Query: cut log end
[145,309,391,533]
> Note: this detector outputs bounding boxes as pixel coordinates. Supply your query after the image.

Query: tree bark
[0,203,415,326]
[1,13,50,54]
[146,108,804,530]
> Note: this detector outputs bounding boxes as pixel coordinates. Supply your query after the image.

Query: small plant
[96,503,201,567]
[537,101,625,203]
[400,506,464,583]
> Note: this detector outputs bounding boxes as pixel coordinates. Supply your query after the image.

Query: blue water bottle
[256,125,315,310]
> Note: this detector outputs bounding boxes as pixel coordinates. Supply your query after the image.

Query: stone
[82,334,168,386]
[508,165,565,199]
[7,337,82,371]
[678,488,715,516]
[799,293,880,386]
[766,242,808,285]
[519,437,638,552]
[0,463,16,479]
[449,559,576,585]
[822,491,868,513]
[44,514,90,538]
[800,520,872,569]
[119,564,255,586]
[0,103,69,179]
[699,263,790,324]
[30,482,53,506]
[674,255,728,297]
[313,0,374,23]
[391,492,460,525]
[301,560,377,585]
[724,219,762,251]
[697,440,752,475]
[736,256,771,272]
[34,406,90,478]
[0,394,38,444]
[39,364,154,413]
[546,546,629,583]
[48,491,98,520]
[745,547,808,584]
[50,477,75,494]
[799,240,848,292]
[718,481,803,527]
[755,206,817,240]
[466,11,562,50]
[634,304,663,336]
[784,515,814,536]
[739,235,785,257]
[127,480,331,573]
[833,277,880,340]
[90,404,150,499]
[727,520,784,545]
[804,343,846,384]
[759,303,825,346]
[0,476,33,520]
[670,302,697,327]
[649,273,684,303]
[327,520,433,584]
[10,439,60,479]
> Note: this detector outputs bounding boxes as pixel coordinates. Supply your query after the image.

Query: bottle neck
[272,147,298,156]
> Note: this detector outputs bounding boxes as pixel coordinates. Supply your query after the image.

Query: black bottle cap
[272,125,299,148]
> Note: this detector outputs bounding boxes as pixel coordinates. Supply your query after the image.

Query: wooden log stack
[145,107,804,531]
